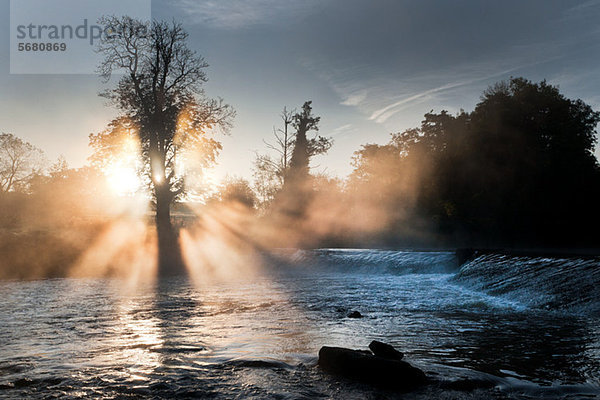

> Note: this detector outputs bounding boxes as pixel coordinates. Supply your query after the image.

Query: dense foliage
[350,78,600,247]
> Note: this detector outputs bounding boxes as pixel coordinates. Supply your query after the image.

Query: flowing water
[1,250,599,399]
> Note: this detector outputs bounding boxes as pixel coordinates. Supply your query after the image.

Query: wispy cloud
[341,90,367,106]
[564,0,600,16]
[303,44,565,127]
[369,81,466,123]
[331,124,355,137]
[369,57,566,124]
[175,0,325,29]
[368,62,537,124]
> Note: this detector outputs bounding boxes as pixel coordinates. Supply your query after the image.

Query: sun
[105,162,142,196]
[101,134,144,197]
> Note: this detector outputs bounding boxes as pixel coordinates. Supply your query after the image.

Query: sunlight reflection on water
[1,257,600,398]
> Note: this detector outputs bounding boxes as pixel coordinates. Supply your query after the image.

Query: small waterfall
[283,249,459,274]
[452,253,600,314]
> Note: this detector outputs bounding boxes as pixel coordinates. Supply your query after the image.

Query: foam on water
[284,248,459,274]
[453,253,600,314]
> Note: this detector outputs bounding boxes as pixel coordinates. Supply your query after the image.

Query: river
[1,250,599,399]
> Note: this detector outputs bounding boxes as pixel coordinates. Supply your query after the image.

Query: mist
[3,3,600,398]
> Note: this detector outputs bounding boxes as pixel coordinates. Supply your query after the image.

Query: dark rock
[225,359,291,369]
[149,382,172,391]
[12,378,34,388]
[318,346,426,391]
[347,311,363,318]
[369,340,404,360]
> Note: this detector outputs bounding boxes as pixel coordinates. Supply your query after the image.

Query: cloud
[369,81,466,123]
[565,0,600,16]
[341,90,367,106]
[365,55,564,124]
[331,124,355,137]
[175,0,325,29]
[307,50,560,128]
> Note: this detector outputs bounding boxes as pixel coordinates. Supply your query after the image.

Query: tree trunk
[280,125,311,217]
[155,185,185,276]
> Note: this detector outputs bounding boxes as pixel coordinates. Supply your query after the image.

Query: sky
[1,0,600,183]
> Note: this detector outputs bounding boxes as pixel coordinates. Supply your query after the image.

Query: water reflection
[423,311,596,384]
[1,266,600,398]
[104,288,164,383]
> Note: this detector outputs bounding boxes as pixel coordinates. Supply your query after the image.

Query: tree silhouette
[0,133,45,193]
[350,78,600,247]
[253,102,332,211]
[285,101,321,185]
[252,107,295,207]
[95,16,235,274]
[254,101,332,216]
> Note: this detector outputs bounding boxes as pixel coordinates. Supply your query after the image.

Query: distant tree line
[2,77,599,254]
[251,78,600,248]
[349,78,600,247]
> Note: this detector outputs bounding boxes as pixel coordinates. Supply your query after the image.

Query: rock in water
[318,346,426,390]
[369,340,404,360]
[347,311,363,318]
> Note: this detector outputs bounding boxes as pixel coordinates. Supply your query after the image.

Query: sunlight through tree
[94,16,235,274]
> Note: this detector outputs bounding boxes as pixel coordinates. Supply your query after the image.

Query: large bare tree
[95,16,235,273]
